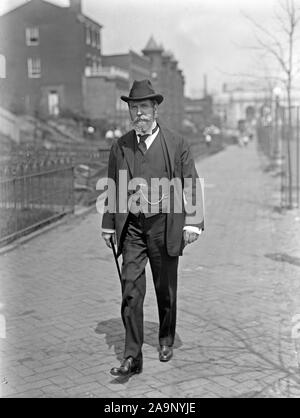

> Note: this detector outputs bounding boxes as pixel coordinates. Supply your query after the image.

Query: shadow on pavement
[95,317,183,384]
[265,253,300,267]
[95,318,183,358]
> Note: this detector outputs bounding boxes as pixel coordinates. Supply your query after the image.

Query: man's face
[128,99,157,134]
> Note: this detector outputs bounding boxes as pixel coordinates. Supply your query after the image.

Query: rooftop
[143,36,164,53]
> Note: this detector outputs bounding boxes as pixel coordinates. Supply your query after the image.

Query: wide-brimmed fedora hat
[121,79,164,105]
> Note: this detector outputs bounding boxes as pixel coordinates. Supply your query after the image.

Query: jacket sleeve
[180,138,204,231]
[101,141,118,231]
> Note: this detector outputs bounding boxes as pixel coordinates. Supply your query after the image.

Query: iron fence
[257,106,300,209]
[0,157,74,245]
[280,106,300,209]
[0,144,111,246]
[4,147,110,166]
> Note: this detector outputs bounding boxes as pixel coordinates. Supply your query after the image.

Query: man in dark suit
[101,79,204,377]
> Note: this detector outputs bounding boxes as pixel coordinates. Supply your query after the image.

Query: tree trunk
[287,85,293,208]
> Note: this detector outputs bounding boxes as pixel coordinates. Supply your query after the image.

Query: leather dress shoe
[110,356,143,377]
[159,345,173,362]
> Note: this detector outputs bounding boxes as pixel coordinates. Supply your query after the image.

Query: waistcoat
[129,131,170,217]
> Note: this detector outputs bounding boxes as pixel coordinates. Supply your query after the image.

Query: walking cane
[110,236,122,286]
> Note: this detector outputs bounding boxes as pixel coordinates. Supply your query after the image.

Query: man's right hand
[102,232,116,249]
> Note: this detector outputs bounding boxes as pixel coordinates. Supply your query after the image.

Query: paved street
[1,141,300,398]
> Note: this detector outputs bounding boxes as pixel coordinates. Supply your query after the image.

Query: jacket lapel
[120,131,135,178]
[159,124,175,178]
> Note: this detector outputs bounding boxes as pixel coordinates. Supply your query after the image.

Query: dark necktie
[137,125,159,155]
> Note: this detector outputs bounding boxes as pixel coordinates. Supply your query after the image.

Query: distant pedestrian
[105,129,114,146]
[114,127,122,139]
[237,119,249,148]
[204,133,212,147]
[101,79,204,377]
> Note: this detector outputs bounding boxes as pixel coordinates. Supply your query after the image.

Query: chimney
[203,74,208,97]
[69,0,82,13]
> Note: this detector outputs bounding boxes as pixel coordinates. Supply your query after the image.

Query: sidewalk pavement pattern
[1,142,300,398]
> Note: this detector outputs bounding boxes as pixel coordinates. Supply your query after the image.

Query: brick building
[0,3,185,133]
[103,37,185,133]
[82,67,129,129]
[99,50,152,130]
[142,37,185,132]
[0,0,103,117]
[102,50,151,85]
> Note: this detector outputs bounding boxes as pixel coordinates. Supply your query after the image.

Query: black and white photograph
[0,0,300,401]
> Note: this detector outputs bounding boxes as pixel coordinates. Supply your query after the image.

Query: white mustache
[133,116,151,123]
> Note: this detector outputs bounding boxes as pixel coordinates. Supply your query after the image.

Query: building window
[0,55,6,78]
[85,55,92,76]
[91,29,96,47]
[28,58,41,78]
[86,26,91,45]
[48,91,60,116]
[92,57,98,74]
[96,30,101,50]
[26,27,39,46]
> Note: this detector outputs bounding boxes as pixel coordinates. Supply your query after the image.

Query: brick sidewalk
[1,141,300,398]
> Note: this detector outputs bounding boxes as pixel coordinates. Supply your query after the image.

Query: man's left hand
[183,230,200,246]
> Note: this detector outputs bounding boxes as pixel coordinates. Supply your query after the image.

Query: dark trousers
[121,213,179,360]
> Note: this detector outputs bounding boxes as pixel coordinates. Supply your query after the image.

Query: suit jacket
[101,122,204,257]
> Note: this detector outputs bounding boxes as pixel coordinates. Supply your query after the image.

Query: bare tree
[243,0,300,208]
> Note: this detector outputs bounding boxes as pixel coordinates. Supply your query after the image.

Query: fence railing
[257,106,300,209]
[0,158,74,245]
[280,107,300,209]
[0,147,111,246]
[4,147,110,166]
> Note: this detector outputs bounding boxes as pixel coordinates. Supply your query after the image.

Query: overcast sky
[0,0,295,97]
